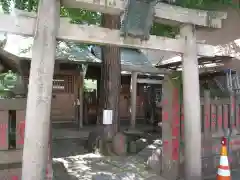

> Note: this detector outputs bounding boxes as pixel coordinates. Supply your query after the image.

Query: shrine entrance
[51,74,76,122]
[0,0,231,180]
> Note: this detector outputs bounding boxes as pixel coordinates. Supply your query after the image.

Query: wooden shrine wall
[23,73,78,122]
[0,99,26,179]
[0,99,52,179]
[161,76,240,179]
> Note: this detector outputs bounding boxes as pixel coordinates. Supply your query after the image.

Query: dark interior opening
[8,110,16,149]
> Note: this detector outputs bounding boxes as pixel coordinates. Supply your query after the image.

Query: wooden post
[161,75,180,180]
[21,0,59,180]
[180,24,202,180]
[130,72,138,128]
[74,74,80,124]
[202,90,213,165]
[79,71,84,129]
[203,90,210,136]
[230,91,238,135]
[0,111,8,151]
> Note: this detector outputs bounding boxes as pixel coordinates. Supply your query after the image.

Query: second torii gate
[0,0,227,180]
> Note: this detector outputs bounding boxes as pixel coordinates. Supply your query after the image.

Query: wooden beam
[198,65,226,74]
[122,64,169,74]
[23,55,169,74]
[61,0,227,28]
[137,78,163,84]
[0,150,22,164]
[0,14,216,57]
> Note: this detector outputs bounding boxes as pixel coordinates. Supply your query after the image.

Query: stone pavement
[229,171,240,180]
[207,170,239,180]
[52,138,240,180]
[53,152,166,180]
[52,138,166,180]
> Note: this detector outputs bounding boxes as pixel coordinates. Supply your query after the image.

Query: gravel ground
[52,138,166,180]
[51,130,240,180]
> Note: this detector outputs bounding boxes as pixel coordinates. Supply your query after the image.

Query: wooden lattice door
[51,75,76,122]
[24,74,76,122]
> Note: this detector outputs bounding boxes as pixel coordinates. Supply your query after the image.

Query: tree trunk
[99,14,121,133]
[88,14,121,155]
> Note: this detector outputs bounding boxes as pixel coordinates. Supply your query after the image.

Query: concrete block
[0,168,21,180]
[146,147,162,175]
[112,132,127,156]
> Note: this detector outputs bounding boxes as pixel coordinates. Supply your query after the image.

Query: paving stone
[92,173,116,180]
[115,172,144,180]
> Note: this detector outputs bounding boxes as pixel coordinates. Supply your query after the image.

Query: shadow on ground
[52,133,164,180]
[52,139,87,158]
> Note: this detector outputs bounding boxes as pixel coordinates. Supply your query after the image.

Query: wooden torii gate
[0,0,227,180]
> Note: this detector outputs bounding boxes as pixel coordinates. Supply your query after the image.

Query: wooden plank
[0,111,9,151]
[0,99,26,111]
[62,0,227,28]
[0,14,216,56]
[211,104,217,133]
[223,104,229,131]
[201,91,213,177]
[171,85,181,173]
[0,168,21,180]
[16,111,25,149]
[236,104,240,130]
[122,64,169,74]
[217,105,224,135]
[0,150,22,164]
[180,105,184,141]
[203,91,210,135]
[137,78,162,84]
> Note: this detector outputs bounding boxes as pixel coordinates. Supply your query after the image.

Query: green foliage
[175,0,239,9]
[151,23,179,38]
[0,70,20,98]
[61,8,101,25]
[0,0,11,12]
[14,0,38,11]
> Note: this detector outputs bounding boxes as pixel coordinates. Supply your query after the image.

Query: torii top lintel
[61,0,227,28]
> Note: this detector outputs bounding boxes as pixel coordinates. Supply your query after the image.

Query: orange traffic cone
[217,137,231,180]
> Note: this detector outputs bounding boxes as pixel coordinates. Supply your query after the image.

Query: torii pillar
[21,0,59,179]
[180,24,202,180]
